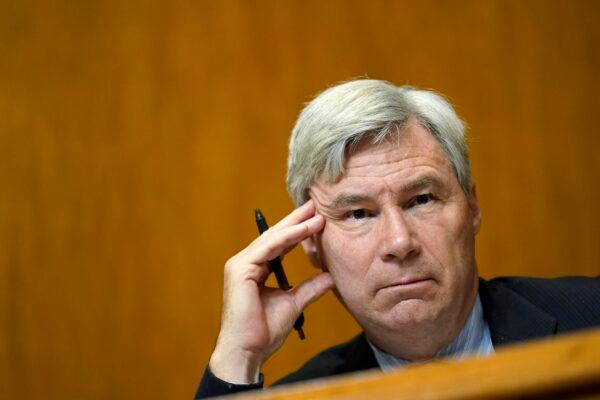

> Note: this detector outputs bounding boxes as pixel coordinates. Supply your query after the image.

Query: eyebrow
[327,175,443,209]
[400,175,442,193]
[329,193,373,209]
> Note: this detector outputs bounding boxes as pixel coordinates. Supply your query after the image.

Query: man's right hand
[208,200,334,384]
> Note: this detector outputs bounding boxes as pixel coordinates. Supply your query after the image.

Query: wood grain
[234,328,600,400]
[0,1,598,399]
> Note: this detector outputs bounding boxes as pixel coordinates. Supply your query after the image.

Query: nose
[378,207,420,262]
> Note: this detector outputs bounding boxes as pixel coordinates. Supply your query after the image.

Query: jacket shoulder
[484,276,600,332]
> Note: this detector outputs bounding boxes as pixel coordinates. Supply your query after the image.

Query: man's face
[305,122,481,357]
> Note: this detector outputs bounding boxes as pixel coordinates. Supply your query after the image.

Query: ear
[469,183,482,235]
[301,236,326,270]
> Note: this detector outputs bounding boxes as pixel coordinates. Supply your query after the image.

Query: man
[195,79,600,398]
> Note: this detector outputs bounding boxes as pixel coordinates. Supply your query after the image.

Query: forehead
[310,122,456,202]
[339,123,451,180]
[345,124,447,174]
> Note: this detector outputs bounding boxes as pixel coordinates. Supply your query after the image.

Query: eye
[408,193,435,208]
[346,209,370,220]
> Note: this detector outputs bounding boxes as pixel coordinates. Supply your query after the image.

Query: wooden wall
[1,1,598,398]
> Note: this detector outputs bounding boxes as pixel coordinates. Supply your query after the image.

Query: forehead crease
[348,132,441,162]
[344,154,447,177]
[346,152,418,168]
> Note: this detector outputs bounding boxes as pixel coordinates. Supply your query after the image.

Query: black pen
[255,208,305,340]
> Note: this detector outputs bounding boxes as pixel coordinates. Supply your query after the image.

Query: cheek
[422,208,476,290]
[320,227,374,293]
[412,204,467,253]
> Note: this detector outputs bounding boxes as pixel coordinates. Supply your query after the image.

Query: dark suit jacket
[196,276,600,397]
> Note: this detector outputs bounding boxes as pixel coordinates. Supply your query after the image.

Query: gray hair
[286,79,471,205]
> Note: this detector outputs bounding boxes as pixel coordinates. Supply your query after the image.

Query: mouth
[381,277,434,291]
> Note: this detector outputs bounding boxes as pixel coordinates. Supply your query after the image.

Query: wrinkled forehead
[336,122,451,180]
[348,139,443,170]
[309,124,456,201]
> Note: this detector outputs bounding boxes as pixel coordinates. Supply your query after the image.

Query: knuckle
[301,221,310,233]
[284,233,296,248]
[264,242,277,257]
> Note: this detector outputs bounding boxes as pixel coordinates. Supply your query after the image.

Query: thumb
[291,272,334,312]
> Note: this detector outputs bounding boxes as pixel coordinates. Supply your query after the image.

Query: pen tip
[298,328,305,340]
[255,208,263,218]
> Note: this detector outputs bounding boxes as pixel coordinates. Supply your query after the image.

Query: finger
[291,272,334,312]
[278,211,322,258]
[269,200,315,232]
[246,214,324,263]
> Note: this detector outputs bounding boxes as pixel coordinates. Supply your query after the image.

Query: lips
[381,277,433,290]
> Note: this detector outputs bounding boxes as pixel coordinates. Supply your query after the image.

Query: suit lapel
[479,278,557,346]
[341,333,379,373]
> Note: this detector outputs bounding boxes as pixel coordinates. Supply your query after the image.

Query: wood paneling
[1,1,598,398]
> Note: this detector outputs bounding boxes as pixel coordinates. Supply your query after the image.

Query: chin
[383,299,441,328]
